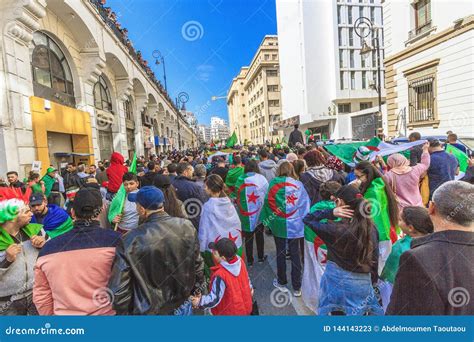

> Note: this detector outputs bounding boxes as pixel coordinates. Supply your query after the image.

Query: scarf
[387,153,412,175]
[0,223,43,251]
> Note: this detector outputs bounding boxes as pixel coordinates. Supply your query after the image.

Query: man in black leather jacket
[108,186,204,315]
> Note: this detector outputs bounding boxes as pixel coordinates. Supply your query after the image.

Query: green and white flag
[235,172,269,233]
[260,176,310,239]
[302,201,336,312]
[446,144,469,180]
[108,153,137,223]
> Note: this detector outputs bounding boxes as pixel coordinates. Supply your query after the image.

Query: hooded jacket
[199,256,253,316]
[258,159,277,183]
[106,152,128,193]
[300,166,344,206]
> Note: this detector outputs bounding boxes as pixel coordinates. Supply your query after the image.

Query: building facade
[210,117,230,142]
[198,124,211,143]
[383,0,473,139]
[276,0,386,140]
[227,35,283,145]
[0,0,196,177]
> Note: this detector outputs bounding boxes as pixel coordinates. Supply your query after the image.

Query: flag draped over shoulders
[108,153,137,223]
[446,144,468,180]
[302,200,338,312]
[235,172,269,232]
[260,176,310,239]
[225,166,244,199]
[34,205,73,239]
[0,223,43,251]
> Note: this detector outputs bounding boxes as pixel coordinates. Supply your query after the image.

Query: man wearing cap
[30,193,73,239]
[33,187,121,315]
[41,167,63,206]
[108,186,204,315]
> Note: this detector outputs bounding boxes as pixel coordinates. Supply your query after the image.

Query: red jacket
[209,256,252,316]
[106,152,128,193]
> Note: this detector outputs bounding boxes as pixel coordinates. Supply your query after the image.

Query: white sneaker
[273,278,288,292]
[293,289,302,297]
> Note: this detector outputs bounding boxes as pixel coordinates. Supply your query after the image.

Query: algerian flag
[324,137,426,166]
[42,174,56,197]
[199,197,243,275]
[226,131,238,148]
[260,176,310,239]
[364,177,397,273]
[235,172,269,233]
[302,200,337,312]
[446,144,468,180]
[225,166,244,199]
[0,223,43,251]
[108,153,137,223]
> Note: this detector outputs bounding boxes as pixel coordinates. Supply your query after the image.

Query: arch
[30,30,78,107]
[132,78,146,97]
[105,52,128,79]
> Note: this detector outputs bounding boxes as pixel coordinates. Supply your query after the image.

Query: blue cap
[128,186,164,210]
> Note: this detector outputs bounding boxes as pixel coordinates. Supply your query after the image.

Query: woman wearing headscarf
[384,142,430,212]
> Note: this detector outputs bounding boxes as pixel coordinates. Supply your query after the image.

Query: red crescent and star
[268,182,299,218]
[236,183,260,217]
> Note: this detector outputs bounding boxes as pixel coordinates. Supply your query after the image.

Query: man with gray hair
[387,181,474,315]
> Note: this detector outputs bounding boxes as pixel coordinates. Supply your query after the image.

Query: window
[372,51,376,67]
[370,7,375,23]
[340,71,345,90]
[267,70,278,77]
[272,54,278,60]
[351,71,356,89]
[408,76,435,123]
[124,96,134,121]
[348,28,354,46]
[31,31,75,106]
[359,6,364,19]
[361,54,366,68]
[338,28,343,46]
[348,6,353,24]
[264,54,269,61]
[350,50,354,68]
[94,75,113,112]
[268,100,280,107]
[337,5,343,24]
[415,0,431,28]
[338,103,351,113]
[360,102,372,110]
[339,50,344,68]
[362,71,367,89]
[267,85,278,92]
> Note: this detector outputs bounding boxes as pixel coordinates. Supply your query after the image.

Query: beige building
[0,0,196,177]
[227,35,283,145]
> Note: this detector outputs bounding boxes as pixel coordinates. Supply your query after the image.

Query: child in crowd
[191,238,253,316]
[303,185,383,316]
[379,206,434,311]
[111,172,139,235]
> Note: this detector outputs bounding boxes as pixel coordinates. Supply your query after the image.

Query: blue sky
[106,0,277,125]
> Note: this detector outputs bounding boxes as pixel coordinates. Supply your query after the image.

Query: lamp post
[354,16,383,138]
[152,50,168,92]
[175,92,189,151]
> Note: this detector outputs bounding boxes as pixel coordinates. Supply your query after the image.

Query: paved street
[247,233,313,316]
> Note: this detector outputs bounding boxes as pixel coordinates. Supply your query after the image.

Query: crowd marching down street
[0,127,473,316]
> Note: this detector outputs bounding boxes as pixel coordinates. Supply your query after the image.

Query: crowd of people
[0,129,473,316]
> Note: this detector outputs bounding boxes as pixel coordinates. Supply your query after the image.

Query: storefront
[30,96,94,170]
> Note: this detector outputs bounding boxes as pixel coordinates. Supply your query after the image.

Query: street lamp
[354,16,383,138]
[152,50,168,92]
[211,95,227,101]
[175,91,189,150]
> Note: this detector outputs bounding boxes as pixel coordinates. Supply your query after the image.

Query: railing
[408,76,435,123]
[408,20,432,41]
[88,0,181,115]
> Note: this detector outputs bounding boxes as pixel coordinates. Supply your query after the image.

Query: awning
[53,152,94,157]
